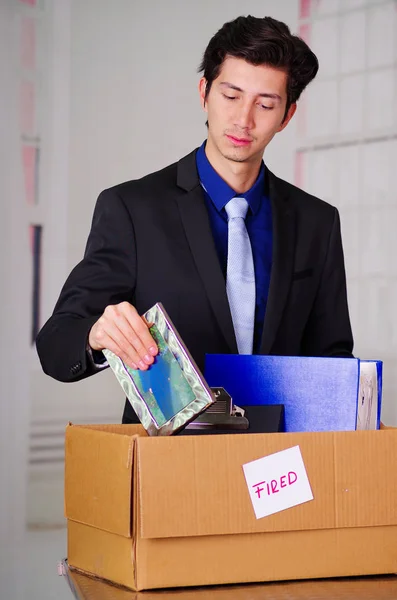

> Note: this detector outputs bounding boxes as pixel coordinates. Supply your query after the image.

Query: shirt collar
[196,141,265,216]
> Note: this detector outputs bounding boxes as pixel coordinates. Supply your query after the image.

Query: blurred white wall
[4,0,395,534]
[1,1,30,597]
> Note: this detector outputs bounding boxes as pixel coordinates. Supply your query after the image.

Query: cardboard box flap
[137,430,397,539]
[65,424,144,537]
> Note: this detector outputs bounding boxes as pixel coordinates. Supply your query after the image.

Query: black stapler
[185,387,249,431]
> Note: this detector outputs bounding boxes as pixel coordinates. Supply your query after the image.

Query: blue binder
[204,355,382,432]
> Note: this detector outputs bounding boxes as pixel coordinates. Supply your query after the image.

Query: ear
[199,77,208,112]
[277,103,297,132]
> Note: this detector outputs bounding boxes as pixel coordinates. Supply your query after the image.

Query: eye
[222,94,237,101]
[260,104,274,111]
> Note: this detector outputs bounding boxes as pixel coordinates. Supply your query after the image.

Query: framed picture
[103,303,215,435]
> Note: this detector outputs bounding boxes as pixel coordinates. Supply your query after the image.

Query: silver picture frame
[103,303,215,435]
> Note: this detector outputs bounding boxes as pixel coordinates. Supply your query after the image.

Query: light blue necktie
[225,197,255,354]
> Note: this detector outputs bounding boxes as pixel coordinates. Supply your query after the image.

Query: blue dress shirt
[196,141,272,352]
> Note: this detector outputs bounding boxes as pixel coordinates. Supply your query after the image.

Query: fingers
[91,327,140,370]
[123,310,158,359]
[88,302,159,370]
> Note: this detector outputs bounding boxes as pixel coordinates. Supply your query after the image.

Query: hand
[88,302,158,370]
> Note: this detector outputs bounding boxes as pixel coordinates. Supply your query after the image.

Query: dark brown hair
[199,15,319,120]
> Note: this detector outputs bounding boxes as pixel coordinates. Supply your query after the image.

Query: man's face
[199,56,296,166]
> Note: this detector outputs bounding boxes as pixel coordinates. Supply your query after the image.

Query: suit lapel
[176,151,238,353]
[176,152,296,356]
[260,169,296,355]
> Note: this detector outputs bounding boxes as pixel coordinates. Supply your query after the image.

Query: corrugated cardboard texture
[136,430,397,539]
[135,526,397,590]
[335,430,397,527]
[68,520,136,590]
[65,424,145,537]
[68,520,397,591]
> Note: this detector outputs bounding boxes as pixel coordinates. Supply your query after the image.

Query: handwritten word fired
[252,471,298,499]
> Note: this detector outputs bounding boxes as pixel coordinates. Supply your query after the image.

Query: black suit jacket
[36,149,353,422]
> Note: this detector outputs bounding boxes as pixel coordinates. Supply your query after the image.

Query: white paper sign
[242,445,313,519]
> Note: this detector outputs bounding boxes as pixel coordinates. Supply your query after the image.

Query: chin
[220,146,254,163]
[222,152,249,163]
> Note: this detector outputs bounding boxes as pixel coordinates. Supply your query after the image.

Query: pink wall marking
[299,0,312,20]
[299,23,311,44]
[22,145,37,205]
[20,16,36,71]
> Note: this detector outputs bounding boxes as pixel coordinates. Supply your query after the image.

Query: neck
[204,138,262,194]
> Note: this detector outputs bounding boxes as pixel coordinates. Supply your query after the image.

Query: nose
[234,100,255,131]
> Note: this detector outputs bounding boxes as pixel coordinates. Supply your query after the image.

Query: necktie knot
[225,197,249,221]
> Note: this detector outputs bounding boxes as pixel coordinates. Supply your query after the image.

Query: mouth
[226,134,252,147]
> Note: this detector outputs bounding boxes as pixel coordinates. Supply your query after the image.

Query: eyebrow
[219,81,282,101]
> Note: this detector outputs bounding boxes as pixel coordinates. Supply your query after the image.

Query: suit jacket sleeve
[301,207,354,357]
[36,188,137,382]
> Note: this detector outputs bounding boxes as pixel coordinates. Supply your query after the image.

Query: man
[36,16,353,424]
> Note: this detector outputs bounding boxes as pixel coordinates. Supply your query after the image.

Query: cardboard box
[65,423,397,591]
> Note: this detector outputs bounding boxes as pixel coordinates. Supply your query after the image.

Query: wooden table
[60,560,397,599]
